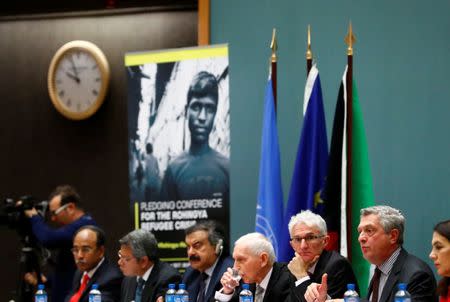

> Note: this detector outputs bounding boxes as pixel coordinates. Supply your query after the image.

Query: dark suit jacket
[183,255,234,302]
[228,262,294,302]
[120,260,181,302]
[366,248,437,302]
[65,258,124,302]
[290,250,358,301]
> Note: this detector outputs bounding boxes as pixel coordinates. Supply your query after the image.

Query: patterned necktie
[371,267,382,302]
[197,272,209,302]
[135,277,145,302]
[255,284,265,302]
[69,273,90,302]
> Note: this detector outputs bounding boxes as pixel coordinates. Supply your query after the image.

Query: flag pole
[270,28,278,110]
[345,21,355,261]
[306,25,312,75]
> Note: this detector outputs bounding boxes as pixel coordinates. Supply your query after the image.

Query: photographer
[24,185,97,302]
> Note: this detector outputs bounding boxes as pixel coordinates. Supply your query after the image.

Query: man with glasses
[24,185,97,302]
[66,225,123,302]
[118,229,181,302]
[287,210,357,302]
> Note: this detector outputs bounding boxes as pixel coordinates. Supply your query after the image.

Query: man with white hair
[214,232,294,302]
[304,205,436,302]
[287,210,357,301]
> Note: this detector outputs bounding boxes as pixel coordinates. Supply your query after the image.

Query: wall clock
[47,40,110,120]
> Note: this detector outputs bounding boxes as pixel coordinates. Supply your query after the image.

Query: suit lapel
[263,262,280,301]
[205,256,224,299]
[311,250,330,280]
[80,260,107,301]
[141,262,160,302]
[379,249,407,302]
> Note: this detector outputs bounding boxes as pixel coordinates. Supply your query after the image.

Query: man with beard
[183,220,233,302]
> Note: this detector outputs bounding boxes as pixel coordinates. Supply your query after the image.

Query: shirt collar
[138,264,154,283]
[378,247,401,275]
[85,257,105,279]
[258,267,273,291]
[204,257,220,277]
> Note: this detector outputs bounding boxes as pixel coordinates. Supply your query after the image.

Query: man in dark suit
[65,225,123,302]
[304,205,437,302]
[286,210,357,301]
[214,232,294,302]
[182,220,234,302]
[118,229,181,302]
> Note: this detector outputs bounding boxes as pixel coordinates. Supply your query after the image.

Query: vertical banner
[125,45,230,270]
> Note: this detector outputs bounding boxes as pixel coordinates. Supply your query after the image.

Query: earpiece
[215,239,223,255]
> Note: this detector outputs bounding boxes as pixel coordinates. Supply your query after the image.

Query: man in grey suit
[304,205,437,302]
[118,229,181,302]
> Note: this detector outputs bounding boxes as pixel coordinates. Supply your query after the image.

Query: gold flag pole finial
[270,28,277,63]
[306,24,312,60]
[345,21,356,56]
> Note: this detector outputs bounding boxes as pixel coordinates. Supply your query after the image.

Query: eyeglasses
[71,246,94,254]
[290,234,324,244]
[118,251,135,262]
[50,203,70,216]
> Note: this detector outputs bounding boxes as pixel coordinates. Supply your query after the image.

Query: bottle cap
[92,284,99,290]
[242,283,250,290]
[37,284,45,290]
[398,283,407,290]
[179,283,186,290]
[168,284,176,289]
[347,283,355,290]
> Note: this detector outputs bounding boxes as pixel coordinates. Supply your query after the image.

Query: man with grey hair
[304,205,436,302]
[118,229,181,302]
[287,210,357,301]
[214,232,294,302]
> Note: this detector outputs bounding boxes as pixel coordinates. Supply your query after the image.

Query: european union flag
[278,65,328,262]
[255,78,284,259]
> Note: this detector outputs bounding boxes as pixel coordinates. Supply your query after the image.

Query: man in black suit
[118,229,181,302]
[286,210,357,301]
[304,205,437,302]
[182,220,234,302]
[65,225,123,302]
[214,232,294,302]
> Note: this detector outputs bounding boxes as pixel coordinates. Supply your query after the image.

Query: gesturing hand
[304,273,328,302]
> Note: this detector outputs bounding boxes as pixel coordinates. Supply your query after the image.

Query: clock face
[48,41,110,120]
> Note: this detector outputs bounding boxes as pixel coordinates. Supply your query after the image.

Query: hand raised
[304,273,328,302]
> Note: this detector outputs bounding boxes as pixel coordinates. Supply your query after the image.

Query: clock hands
[65,71,80,83]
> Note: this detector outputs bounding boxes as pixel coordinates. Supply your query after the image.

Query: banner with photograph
[125,45,230,270]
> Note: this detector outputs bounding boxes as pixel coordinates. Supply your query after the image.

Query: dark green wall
[211,0,450,273]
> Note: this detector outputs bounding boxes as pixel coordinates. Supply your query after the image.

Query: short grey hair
[119,229,159,261]
[360,205,405,245]
[234,232,275,264]
[288,210,327,237]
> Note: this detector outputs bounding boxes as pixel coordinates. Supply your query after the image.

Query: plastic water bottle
[239,284,253,302]
[89,283,102,302]
[343,283,359,302]
[35,284,47,302]
[175,283,189,302]
[394,283,411,302]
[165,283,176,302]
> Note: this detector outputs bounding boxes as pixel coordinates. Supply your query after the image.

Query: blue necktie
[135,277,145,302]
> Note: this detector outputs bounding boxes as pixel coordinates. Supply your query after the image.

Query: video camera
[0,196,48,246]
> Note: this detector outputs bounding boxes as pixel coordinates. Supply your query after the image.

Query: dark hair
[119,229,159,262]
[74,225,106,248]
[146,143,153,154]
[434,220,450,297]
[187,71,219,106]
[185,220,228,256]
[49,185,81,206]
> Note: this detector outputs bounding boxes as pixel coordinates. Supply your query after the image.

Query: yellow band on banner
[125,44,228,66]
[134,202,140,230]
[160,257,189,261]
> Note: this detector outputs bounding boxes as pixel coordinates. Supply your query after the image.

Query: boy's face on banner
[188,96,217,144]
